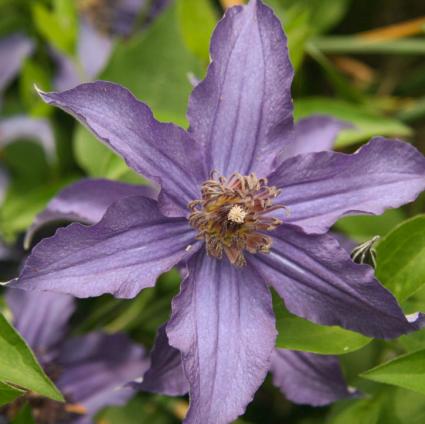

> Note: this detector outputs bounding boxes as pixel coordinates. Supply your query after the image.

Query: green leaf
[274,295,371,354]
[361,349,425,396]
[390,388,425,424]
[401,284,425,315]
[32,3,76,55]
[0,2,32,37]
[399,327,425,353]
[101,2,202,127]
[265,0,351,69]
[375,215,425,302]
[329,387,423,424]
[176,0,217,64]
[328,397,383,424]
[278,0,351,34]
[2,141,50,189]
[0,177,76,241]
[19,58,52,117]
[294,98,412,147]
[0,313,63,401]
[334,209,405,243]
[312,37,425,55]
[265,1,311,70]
[52,0,77,40]
[98,396,178,424]
[74,125,144,183]
[0,381,24,407]
[11,403,35,424]
[306,43,365,103]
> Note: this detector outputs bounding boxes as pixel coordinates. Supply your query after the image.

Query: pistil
[227,205,247,224]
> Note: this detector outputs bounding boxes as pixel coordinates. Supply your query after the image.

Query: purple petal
[270,138,425,234]
[0,116,55,161]
[148,0,170,20]
[0,239,18,263]
[250,225,423,339]
[25,178,157,249]
[278,116,351,161]
[167,251,276,424]
[38,81,206,217]
[10,196,197,298]
[56,332,148,421]
[135,324,189,396]
[108,0,146,36]
[187,0,293,177]
[78,17,114,80]
[330,232,356,254]
[271,349,354,406]
[0,34,33,92]
[6,289,74,363]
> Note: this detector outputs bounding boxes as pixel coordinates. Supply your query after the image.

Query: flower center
[227,205,247,224]
[188,172,284,267]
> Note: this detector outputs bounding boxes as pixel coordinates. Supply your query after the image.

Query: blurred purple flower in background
[4,288,149,423]
[9,0,425,422]
[54,0,169,90]
[0,33,56,203]
[0,34,34,102]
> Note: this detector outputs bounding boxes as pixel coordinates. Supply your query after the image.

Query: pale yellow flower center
[227,205,247,224]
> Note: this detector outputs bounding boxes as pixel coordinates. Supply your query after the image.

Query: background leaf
[101,2,202,126]
[0,177,75,241]
[32,1,76,55]
[0,381,24,407]
[265,1,311,70]
[10,403,35,424]
[0,313,63,401]
[176,0,217,64]
[376,215,425,302]
[294,98,412,147]
[361,349,425,396]
[334,209,405,243]
[74,126,143,183]
[274,295,371,354]
[328,396,383,424]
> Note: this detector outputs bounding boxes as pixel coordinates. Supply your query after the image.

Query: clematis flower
[2,288,149,424]
[9,0,425,422]
[19,177,357,410]
[0,34,34,101]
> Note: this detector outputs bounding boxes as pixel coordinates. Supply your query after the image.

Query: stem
[310,37,425,55]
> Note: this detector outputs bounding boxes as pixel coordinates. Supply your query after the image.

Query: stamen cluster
[189,172,284,267]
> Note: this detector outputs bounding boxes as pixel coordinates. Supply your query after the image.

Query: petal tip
[34,83,46,95]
